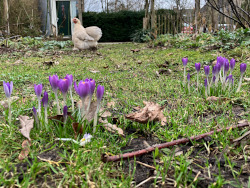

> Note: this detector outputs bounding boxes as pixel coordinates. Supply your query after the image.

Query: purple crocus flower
[187,73,190,82]
[224,61,229,73]
[3,81,13,98]
[204,66,210,76]
[240,63,247,74]
[85,78,96,95]
[34,84,43,99]
[49,75,59,91]
[74,81,90,99]
[213,76,216,83]
[195,63,200,72]
[97,85,104,101]
[65,74,73,89]
[230,58,235,71]
[58,79,70,95]
[182,57,188,66]
[42,91,48,108]
[217,56,223,64]
[212,66,217,76]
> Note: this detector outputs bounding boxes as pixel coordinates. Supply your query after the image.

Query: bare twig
[233,130,250,143]
[101,122,249,162]
[135,176,162,188]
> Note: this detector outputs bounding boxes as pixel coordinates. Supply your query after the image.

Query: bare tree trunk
[3,0,10,34]
[143,0,149,29]
[78,0,84,24]
[150,0,155,33]
[195,0,200,32]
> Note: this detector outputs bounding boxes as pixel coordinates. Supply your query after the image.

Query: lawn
[0,40,249,187]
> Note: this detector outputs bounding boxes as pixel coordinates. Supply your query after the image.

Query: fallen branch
[101,122,249,162]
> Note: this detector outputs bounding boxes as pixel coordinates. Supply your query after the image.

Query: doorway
[56,1,71,36]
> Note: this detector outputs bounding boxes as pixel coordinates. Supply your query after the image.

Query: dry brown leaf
[13,59,23,65]
[107,101,116,108]
[72,122,83,138]
[206,96,227,104]
[131,49,140,53]
[18,140,31,160]
[244,78,250,82]
[125,101,167,126]
[19,116,34,141]
[89,70,100,73]
[76,99,98,122]
[99,118,124,136]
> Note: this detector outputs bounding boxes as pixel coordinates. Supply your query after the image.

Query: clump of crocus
[3,81,13,124]
[58,79,70,107]
[204,79,208,97]
[195,63,200,90]
[230,58,235,75]
[204,65,210,94]
[237,63,247,92]
[33,106,39,128]
[42,91,48,125]
[34,84,43,117]
[182,57,188,85]
[85,78,95,114]
[63,106,68,125]
[49,75,60,114]
[223,60,230,88]
[187,73,190,93]
[65,74,74,112]
[74,81,90,118]
[93,85,104,133]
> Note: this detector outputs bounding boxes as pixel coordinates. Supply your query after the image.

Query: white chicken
[72,18,102,50]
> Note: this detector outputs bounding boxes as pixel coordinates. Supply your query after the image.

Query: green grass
[0,42,249,187]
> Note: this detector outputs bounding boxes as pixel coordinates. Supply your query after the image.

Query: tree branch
[102,122,249,162]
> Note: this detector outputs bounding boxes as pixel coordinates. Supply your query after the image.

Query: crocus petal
[240,63,247,74]
[3,81,10,98]
[9,81,13,96]
[224,61,229,72]
[78,81,89,98]
[230,58,235,70]
[182,57,188,66]
[74,81,79,95]
[187,73,190,82]
[195,63,200,72]
[58,79,69,94]
[204,66,210,76]
[49,75,59,91]
[63,106,68,118]
[42,91,48,108]
[34,84,43,98]
[96,85,104,101]
[65,74,73,88]
[204,79,208,87]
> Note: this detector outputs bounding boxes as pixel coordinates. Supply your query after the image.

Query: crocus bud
[217,56,223,64]
[3,81,13,98]
[195,63,200,72]
[213,76,216,83]
[65,74,73,89]
[182,57,188,66]
[49,75,59,91]
[212,66,217,76]
[58,79,70,95]
[224,61,229,72]
[240,63,247,74]
[204,66,210,76]
[42,91,48,108]
[204,79,208,88]
[216,63,221,72]
[33,106,37,118]
[63,105,67,119]
[187,73,190,82]
[230,58,235,71]
[34,84,43,99]
[74,81,89,99]
[96,85,104,101]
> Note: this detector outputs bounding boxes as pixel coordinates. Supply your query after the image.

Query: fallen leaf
[19,116,34,141]
[18,139,31,160]
[107,101,116,108]
[72,122,83,137]
[206,96,227,104]
[244,78,250,82]
[137,60,142,64]
[99,118,124,136]
[100,108,112,118]
[89,70,100,73]
[238,120,249,124]
[125,101,167,126]
[131,49,140,53]
[48,112,73,125]
[13,60,23,65]
[158,69,172,75]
